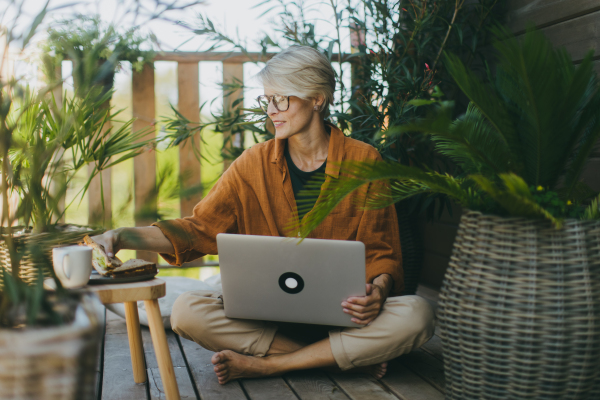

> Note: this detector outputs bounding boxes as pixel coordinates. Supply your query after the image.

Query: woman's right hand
[91,229,121,258]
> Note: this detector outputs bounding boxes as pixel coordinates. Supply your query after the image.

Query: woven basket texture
[396,202,424,295]
[0,293,104,400]
[438,211,600,399]
[0,225,103,285]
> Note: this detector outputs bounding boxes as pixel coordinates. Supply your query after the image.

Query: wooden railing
[53,51,354,265]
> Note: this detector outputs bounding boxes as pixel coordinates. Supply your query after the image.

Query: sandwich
[110,259,157,278]
[83,235,123,276]
[82,235,157,278]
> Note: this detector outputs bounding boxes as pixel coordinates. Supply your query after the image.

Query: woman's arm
[91,226,175,258]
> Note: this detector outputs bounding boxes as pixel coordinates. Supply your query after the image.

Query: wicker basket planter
[0,293,104,400]
[438,211,600,400]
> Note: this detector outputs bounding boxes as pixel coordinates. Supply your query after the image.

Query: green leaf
[26,269,45,325]
[2,268,20,305]
[583,194,600,220]
[471,173,562,227]
[407,99,437,106]
[295,160,475,238]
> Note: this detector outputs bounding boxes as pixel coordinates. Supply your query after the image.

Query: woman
[93,45,435,384]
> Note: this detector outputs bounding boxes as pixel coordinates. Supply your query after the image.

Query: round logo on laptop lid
[278,272,304,294]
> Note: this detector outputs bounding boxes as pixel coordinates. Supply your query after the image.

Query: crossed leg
[211,332,387,384]
[171,291,434,385]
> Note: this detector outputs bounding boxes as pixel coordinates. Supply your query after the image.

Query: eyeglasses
[257,95,289,113]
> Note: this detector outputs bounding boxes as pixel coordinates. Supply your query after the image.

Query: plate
[87,270,159,285]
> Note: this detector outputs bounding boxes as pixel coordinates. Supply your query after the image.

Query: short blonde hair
[257,45,336,113]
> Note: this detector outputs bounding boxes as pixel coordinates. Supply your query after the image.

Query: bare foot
[211,350,274,385]
[363,362,387,380]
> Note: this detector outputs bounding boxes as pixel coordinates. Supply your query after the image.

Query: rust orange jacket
[153,125,404,295]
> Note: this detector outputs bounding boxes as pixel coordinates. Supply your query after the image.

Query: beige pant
[171,290,435,371]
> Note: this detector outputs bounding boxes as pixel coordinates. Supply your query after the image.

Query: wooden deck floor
[95,285,443,400]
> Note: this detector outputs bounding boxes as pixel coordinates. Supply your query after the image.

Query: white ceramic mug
[52,246,93,288]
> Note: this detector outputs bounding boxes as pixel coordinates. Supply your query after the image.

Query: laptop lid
[216,233,366,328]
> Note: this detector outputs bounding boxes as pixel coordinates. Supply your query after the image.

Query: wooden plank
[284,370,350,400]
[154,52,354,64]
[327,374,398,400]
[142,325,197,400]
[240,378,298,400]
[178,337,248,399]
[148,368,198,400]
[381,363,444,400]
[88,115,112,228]
[397,350,445,394]
[105,309,128,334]
[222,62,244,171]
[142,328,188,369]
[102,311,148,400]
[538,10,600,64]
[94,307,106,400]
[177,62,202,217]
[420,221,458,258]
[419,252,449,291]
[507,0,600,33]
[132,63,158,263]
[580,157,600,191]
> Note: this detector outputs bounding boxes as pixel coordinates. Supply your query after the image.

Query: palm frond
[561,86,600,196]
[492,26,600,188]
[471,173,562,227]
[439,103,513,175]
[387,101,513,175]
[294,161,474,237]
[444,51,523,174]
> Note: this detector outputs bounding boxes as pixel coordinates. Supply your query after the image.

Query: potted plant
[300,26,600,398]
[42,15,155,99]
[0,14,160,400]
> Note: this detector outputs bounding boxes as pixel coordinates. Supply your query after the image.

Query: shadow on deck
[95,285,443,400]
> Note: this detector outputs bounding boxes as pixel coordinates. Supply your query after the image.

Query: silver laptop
[216,233,366,327]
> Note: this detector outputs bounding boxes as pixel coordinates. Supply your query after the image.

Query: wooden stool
[87,279,181,400]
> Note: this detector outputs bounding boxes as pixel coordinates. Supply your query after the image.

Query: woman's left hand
[342,283,386,326]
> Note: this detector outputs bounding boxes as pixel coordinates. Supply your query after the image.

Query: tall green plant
[9,88,155,233]
[296,26,600,236]
[0,0,201,328]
